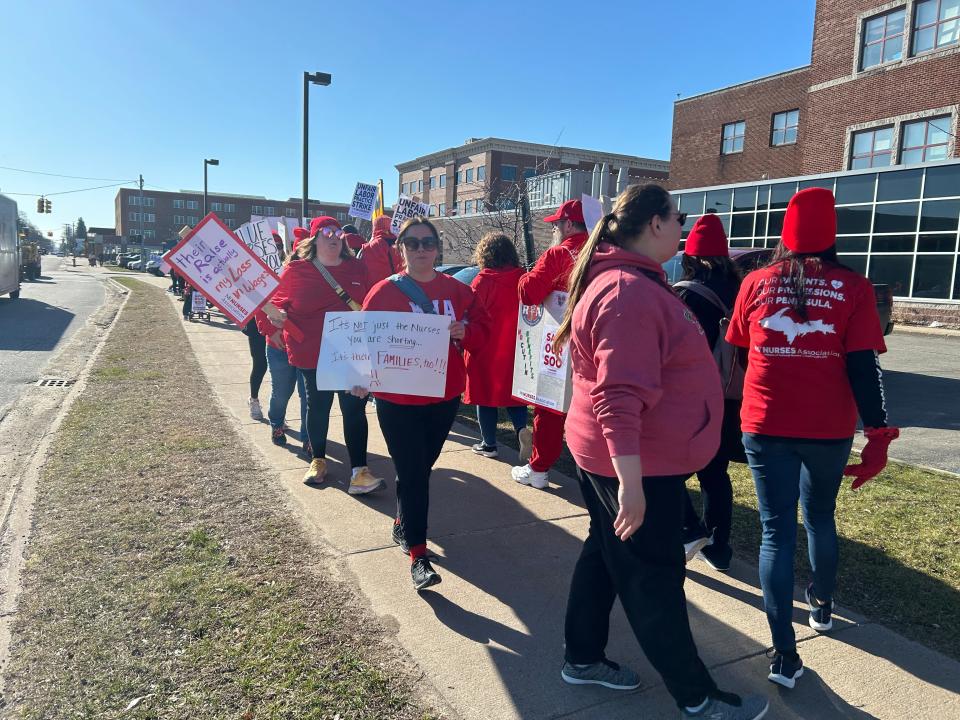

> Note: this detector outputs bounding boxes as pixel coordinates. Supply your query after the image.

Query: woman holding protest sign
[268,215,383,496]
[361,216,491,591]
[463,232,530,460]
[553,184,768,719]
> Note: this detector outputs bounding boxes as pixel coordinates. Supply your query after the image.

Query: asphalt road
[0,256,105,417]
[880,330,960,475]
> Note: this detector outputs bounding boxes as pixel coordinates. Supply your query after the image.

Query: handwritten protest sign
[390,195,431,235]
[191,291,208,314]
[316,311,451,397]
[512,291,573,412]
[581,193,603,236]
[349,182,378,221]
[236,219,283,274]
[163,213,279,326]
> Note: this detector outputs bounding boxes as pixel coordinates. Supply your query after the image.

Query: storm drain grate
[36,377,75,388]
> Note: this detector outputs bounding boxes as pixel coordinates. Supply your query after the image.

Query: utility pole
[302,71,332,226]
[139,174,146,271]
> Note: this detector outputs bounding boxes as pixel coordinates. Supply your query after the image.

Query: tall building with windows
[113,188,354,250]
[670,0,960,189]
[395,137,669,219]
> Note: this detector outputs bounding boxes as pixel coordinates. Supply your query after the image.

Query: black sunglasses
[401,237,438,251]
[676,212,688,226]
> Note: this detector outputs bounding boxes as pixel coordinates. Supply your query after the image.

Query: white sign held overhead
[390,195,431,236]
[581,194,603,236]
[511,291,573,413]
[235,219,283,274]
[349,182,378,221]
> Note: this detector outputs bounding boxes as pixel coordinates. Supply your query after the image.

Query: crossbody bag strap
[312,258,362,311]
[389,273,435,314]
[673,280,730,315]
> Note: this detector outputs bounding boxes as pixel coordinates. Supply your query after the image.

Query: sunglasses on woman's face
[674,212,687,227]
[319,226,343,239]
[401,237,438,251]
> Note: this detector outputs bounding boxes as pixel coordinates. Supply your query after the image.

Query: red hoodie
[464,266,525,407]
[269,257,369,369]
[518,231,588,305]
[362,272,491,405]
[564,243,723,478]
[358,218,404,285]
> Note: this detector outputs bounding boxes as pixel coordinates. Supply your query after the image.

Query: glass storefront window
[876,168,923,201]
[754,213,768,236]
[733,186,757,212]
[924,164,960,198]
[919,199,960,232]
[839,255,868,274]
[913,255,954,299]
[681,215,700,240]
[730,214,754,238]
[837,205,873,234]
[835,174,876,204]
[868,255,913,296]
[770,182,797,209]
[798,177,836,191]
[917,234,958,252]
[871,234,916,252]
[836,236,870,252]
[681,193,704,215]
[730,238,753,248]
[873,202,919,233]
[705,189,732,213]
[768,210,786,236]
[954,262,960,299]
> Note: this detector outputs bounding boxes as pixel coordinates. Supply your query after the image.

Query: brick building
[671,0,960,189]
[113,188,354,251]
[395,137,669,219]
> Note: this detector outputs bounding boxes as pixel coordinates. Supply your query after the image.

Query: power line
[0,164,131,182]
[1,181,135,198]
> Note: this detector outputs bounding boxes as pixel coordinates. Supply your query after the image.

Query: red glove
[844,427,899,490]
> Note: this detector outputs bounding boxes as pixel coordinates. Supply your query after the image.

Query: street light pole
[302,71,332,225]
[203,158,219,216]
[139,174,145,271]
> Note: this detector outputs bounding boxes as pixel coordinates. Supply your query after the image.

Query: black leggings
[246,326,267,399]
[376,397,459,548]
[565,468,717,709]
[299,369,369,467]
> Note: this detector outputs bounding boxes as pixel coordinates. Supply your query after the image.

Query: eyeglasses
[675,212,687,227]
[318,226,343,239]
[401,237,439,251]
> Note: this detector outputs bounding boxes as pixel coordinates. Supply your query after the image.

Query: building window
[173,199,185,209]
[861,9,906,69]
[429,176,436,189]
[438,202,446,215]
[143,197,156,208]
[439,174,446,188]
[771,110,800,146]
[173,215,184,225]
[263,206,273,215]
[211,202,223,212]
[188,216,199,224]
[129,211,140,221]
[523,167,536,179]
[912,0,960,55]
[143,230,155,240]
[417,180,423,193]
[466,168,474,183]
[721,121,746,154]
[455,171,462,185]
[464,200,474,214]
[336,211,346,222]
[128,196,139,206]
[223,219,237,229]
[129,228,141,236]
[186,200,199,210]
[145,213,155,223]
[850,126,894,169]
[901,116,952,163]
[252,205,263,214]
[477,165,486,181]
[502,164,518,181]
[284,208,297,217]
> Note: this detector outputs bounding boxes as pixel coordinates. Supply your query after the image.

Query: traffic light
[44,198,52,213]
[37,198,44,213]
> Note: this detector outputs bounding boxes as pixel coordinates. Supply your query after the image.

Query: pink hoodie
[564,242,723,478]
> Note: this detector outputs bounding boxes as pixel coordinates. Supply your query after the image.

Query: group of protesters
[222,181,897,720]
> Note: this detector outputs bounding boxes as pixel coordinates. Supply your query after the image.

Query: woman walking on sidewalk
[241,318,268,421]
[362,217,491,591]
[553,183,768,720]
[726,188,896,690]
[268,216,382,496]
[463,232,530,460]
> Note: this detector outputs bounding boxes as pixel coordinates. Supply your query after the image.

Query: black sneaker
[767,649,803,689]
[271,426,287,446]
[471,442,498,458]
[805,583,833,632]
[411,556,441,590]
[392,521,409,553]
[698,542,733,572]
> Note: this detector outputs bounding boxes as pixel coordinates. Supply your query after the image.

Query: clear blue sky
[1,0,815,237]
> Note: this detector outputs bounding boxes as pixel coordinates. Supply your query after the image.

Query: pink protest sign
[163,213,280,326]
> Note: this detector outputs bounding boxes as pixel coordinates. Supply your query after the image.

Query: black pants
[682,452,733,549]
[564,467,716,709]
[246,326,267,399]
[376,397,459,548]
[299,369,369,467]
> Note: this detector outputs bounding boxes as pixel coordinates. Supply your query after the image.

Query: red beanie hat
[343,232,364,251]
[309,215,341,238]
[683,214,729,257]
[372,215,396,241]
[782,188,836,254]
[291,227,309,252]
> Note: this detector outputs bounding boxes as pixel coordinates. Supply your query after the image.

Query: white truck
[0,194,20,299]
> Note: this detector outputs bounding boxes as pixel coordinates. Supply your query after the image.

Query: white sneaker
[511,464,548,489]
[248,397,264,420]
[518,427,533,463]
[684,534,712,563]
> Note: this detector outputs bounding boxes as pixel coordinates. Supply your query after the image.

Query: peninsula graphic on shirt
[760,307,836,345]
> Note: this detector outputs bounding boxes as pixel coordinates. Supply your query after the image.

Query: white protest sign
[276,221,287,252]
[390,195,431,235]
[235,219,283,274]
[511,290,573,412]
[159,260,171,274]
[349,182,378,221]
[581,194,603,236]
[163,213,280,326]
[191,291,208,313]
[316,311,451,397]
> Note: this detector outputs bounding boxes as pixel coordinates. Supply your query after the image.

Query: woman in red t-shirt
[268,216,382,496]
[362,216,491,591]
[726,188,897,690]
[463,232,530,460]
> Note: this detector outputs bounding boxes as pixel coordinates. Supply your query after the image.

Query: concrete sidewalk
[171,292,958,719]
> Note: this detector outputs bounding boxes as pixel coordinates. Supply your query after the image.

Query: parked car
[118,253,139,268]
[436,263,471,276]
[145,254,164,275]
[662,248,894,335]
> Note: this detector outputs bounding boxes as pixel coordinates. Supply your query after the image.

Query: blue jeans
[266,345,306,433]
[742,433,853,653]
[476,405,528,447]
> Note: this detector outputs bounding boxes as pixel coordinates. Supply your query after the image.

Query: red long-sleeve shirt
[517,232,588,305]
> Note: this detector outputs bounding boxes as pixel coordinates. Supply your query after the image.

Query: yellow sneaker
[303,458,327,485]
[348,467,383,495]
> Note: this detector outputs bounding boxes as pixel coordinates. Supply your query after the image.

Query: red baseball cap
[782,188,836,254]
[543,199,585,225]
[683,214,729,257]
